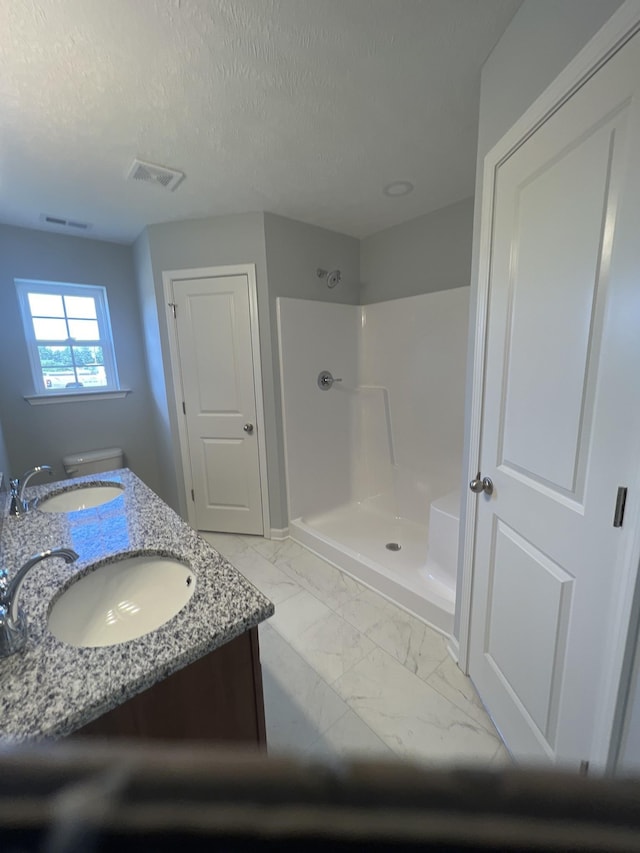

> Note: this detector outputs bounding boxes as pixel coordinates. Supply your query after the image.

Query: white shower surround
[277,288,469,634]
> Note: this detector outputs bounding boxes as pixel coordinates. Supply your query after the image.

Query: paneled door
[170,271,265,534]
[469,31,640,767]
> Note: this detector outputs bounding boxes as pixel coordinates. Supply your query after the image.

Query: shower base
[290,500,455,635]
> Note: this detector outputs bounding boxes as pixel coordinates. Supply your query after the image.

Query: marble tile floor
[201,530,511,767]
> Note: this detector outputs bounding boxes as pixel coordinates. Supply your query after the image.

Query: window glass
[72,346,107,388]
[28,292,64,317]
[17,280,119,395]
[64,295,97,319]
[67,319,99,340]
[38,346,74,390]
[38,345,72,367]
[33,318,68,340]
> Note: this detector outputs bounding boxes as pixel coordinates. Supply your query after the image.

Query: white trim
[447,636,460,665]
[25,389,131,405]
[459,1,640,766]
[162,264,270,535]
[163,274,195,524]
[245,265,271,538]
[276,298,294,527]
[15,279,121,396]
[269,527,290,540]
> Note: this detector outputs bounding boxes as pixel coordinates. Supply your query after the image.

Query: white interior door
[171,273,264,535]
[469,32,640,768]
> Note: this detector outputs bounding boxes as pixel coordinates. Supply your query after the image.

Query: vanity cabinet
[77,627,266,747]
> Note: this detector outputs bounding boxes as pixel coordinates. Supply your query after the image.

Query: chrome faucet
[9,465,53,516]
[0,548,78,657]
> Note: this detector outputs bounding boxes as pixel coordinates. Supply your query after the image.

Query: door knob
[243,423,254,434]
[470,473,493,495]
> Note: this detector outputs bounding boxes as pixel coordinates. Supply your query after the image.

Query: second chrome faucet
[0,548,79,657]
[9,465,53,517]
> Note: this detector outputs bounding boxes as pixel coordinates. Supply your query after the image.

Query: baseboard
[269,527,289,540]
[447,635,460,666]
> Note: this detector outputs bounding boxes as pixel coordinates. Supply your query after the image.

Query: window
[16,280,120,395]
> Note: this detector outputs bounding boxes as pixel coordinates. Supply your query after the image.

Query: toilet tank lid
[63,447,123,466]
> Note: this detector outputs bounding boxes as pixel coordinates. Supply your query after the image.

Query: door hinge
[168,302,177,319]
[579,760,589,776]
[182,401,186,415]
[191,488,195,502]
[613,486,628,528]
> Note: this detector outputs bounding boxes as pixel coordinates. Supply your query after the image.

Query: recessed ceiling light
[383,181,414,197]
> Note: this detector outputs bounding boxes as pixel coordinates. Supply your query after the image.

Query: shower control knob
[243,423,254,434]
[317,370,342,390]
[470,473,493,495]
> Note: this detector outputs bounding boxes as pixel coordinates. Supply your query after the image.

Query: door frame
[162,264,270,537]
[458,0,640,769]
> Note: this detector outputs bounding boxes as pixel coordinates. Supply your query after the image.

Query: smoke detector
[127,158,185,191]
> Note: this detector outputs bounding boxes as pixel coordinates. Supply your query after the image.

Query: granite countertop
[0,468,274,740]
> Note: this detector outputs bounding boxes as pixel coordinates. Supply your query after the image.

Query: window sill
[24,389,132,406]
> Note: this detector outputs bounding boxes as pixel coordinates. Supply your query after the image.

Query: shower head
[326,269,341,288]
[317,268,342,289]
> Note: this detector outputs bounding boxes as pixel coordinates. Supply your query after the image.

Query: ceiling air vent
[40,214,92,231]
[127,158,185,191]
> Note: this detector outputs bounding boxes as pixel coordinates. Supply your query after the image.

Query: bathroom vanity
[0,469,274,745]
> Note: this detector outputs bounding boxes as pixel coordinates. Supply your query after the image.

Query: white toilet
[62,447,124,478]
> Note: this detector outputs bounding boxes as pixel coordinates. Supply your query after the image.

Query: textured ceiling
[0,0,521,243]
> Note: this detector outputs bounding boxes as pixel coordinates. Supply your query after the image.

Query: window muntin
[16,280,120,394]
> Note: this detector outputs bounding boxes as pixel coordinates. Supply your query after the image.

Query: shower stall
[277,288,469,634]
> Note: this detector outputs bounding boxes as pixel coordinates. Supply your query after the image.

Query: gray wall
[455,0,624,640]
[360,197,474,304]
[0,224,160,490]
[477,0,623,159]
[141,213,281,522]
[0,417,9,488]
[264,213,360,307]
[618,626,640,773]
[263,212,360,527]
[133,230,177,507]
[139,211,361,528]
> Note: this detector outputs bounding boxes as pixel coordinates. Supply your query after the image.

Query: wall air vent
[40,214,92,231]
[127,158,185,191]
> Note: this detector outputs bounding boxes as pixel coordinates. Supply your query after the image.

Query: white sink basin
[48,555,196,647]
[37,483,124,513]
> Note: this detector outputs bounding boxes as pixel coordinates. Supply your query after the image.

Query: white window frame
[15,279,121,397]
